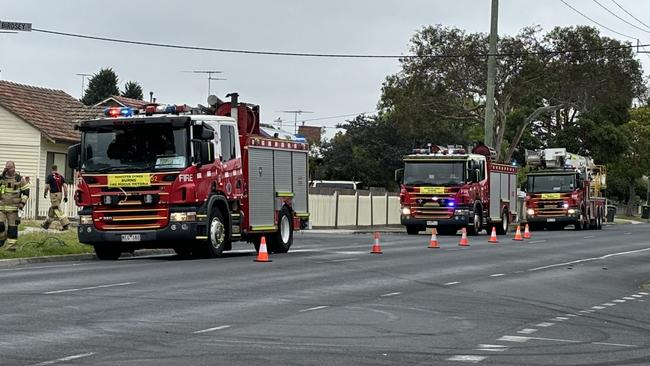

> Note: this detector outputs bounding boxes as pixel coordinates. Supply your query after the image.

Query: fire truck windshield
[404,162,465,186]
[527,174,575,193]
[80,124,189,172]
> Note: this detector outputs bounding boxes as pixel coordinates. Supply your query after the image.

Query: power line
[592,0,650,34]
[610,0,650,31]
[298,112,375,123]
[560,0,638,40]
[31,27,647,59]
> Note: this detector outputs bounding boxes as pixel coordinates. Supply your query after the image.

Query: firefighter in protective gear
[0,161,30,251]
[42,164,70,230]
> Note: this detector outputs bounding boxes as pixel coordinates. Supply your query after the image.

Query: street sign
[0,21,32,32]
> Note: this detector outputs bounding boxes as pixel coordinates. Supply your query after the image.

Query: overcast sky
[2,0,649,138]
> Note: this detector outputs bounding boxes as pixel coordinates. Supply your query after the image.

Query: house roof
[95,95,149,109]
[0,80,101,143]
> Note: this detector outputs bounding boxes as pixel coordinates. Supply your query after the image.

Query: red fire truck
[68,93,310,260]
[524,148,606,230]
[396,145,518,235]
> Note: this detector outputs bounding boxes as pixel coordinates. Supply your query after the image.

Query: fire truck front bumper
[525,215,578,224]
[401,215,470,227]
[76,223,199,247]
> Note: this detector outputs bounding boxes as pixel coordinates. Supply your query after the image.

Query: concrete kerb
[0,249,176,268]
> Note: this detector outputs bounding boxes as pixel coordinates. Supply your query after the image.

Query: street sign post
[0,21,32,32]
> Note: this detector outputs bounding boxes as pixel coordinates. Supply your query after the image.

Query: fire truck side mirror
[394,168,404,184]
[67,143,81,170]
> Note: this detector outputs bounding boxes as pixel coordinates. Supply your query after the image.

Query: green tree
[122,81,144,100]
[81,68,120,105]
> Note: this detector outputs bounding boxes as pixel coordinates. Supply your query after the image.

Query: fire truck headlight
[563,202,569,209]
[79,215,93,225]
[401,207,411,215]
[568,208,576,215]
[527,208,535,216]
[170,212,197,222]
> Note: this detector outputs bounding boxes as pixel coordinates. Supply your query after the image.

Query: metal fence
[20,178,77,220]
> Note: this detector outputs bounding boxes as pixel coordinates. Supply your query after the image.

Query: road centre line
[32,352,96,366]
[444,281,461,286]
[380,292,402,297]
[490,273,505,277]
[536,322,554,327]
[592,306,606,310]
[583,235,595,239]
[602,303,616,306]
[476,344,509,352]
[329,258,360,263]
[527,240,547,244]
[43,282,134,294]
[517,328,538,334]
[193,325,231,334]
[553,317,569,321]
[613,299,626,303]
[528,247,650,272]
[623,297,636,300]
[640,292,649,295]
[499,335,636,347]
[632,294,643,298]
[299,305,328,312]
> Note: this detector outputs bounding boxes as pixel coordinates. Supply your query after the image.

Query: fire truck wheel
[203,209,227,258]
[596,210,603,230]
[495,210,509,235]
[406,225,423,235]
[467,208,483,236]
[94,245,121,260]
[269,208,293,254]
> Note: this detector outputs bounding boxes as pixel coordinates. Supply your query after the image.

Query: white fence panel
[20,179,77,220]
[308,194,336,227]
[337,195,357,227]
[388,196,400,224]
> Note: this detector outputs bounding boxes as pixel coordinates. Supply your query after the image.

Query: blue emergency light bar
[104,107,135,118]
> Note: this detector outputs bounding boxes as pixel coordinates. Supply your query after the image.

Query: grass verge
[0,230,93,259]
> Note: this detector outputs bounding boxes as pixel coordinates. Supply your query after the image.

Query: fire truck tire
[94,246,121,260]
[596,210,603,230]
[200,209,228,258]
[495,210,509,235]
[406,225,423,235]
[467,206,483,236]
[268,208,293,253]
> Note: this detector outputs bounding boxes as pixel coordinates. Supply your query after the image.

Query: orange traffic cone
[459,227,470,247]
[371,232,383,254]
[524,223,532,239]
[428,228,440,249]
[254,236,272,262]
[513,225,524,241]
[488,226,499,243]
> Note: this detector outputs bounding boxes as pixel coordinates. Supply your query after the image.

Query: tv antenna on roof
[182,70,226,97]
[279,110,314,134]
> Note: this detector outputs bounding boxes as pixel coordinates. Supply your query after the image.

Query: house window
[46,152,72,182]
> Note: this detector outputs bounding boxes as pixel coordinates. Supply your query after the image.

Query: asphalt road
[0,224,649,365]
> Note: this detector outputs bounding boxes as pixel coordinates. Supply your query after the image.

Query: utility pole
[484,0,499,149]
[76,73,92,99]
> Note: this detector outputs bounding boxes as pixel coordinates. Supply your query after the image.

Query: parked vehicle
[396,144,518,235]
[310,180,361,190]
[524,148,605,230]
[68,93,309,259]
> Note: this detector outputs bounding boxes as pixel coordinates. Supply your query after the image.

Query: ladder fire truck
[68,93,310,260]
[396,144,518,235]
[524,148,606,230]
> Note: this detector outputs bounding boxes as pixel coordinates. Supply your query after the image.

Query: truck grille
[93,208,169,231]
[412,207,454,219]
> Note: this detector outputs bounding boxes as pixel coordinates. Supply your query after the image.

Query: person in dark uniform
[42,165,69,230]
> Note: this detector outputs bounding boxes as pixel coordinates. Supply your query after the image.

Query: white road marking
[43,282,134,294]
[193,325,231,334]
[517,328,538,334]
[592,306,606,310]
[444,281,461,286]
[476,344,509,352]
[380,292,402,297]
[623,232,632,235]
[447,355,486,363]
[528,247,650,272]
[553,317,569,321]
[490,273,505,277]
[623,297,636,300]
[579,310,591,313]
[639,292,649,295]
[32,352,96,366]
[498,335,530,343]
[613,299,626,303]
[527,240,547,244]
[592,342,636,348]
[299,306,329,313]
[602,303,616,306]
[329,258,360,263]
[536,322,554,327]
[332,251,365,255]
[583,235,595,239]
[632,294,643,298]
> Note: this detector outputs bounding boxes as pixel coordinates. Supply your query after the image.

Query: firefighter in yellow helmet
[0,161,30,251]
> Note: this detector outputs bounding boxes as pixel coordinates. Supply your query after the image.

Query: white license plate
[427,221,438,226]
[546,218,556,223]
[121,234,141,242]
